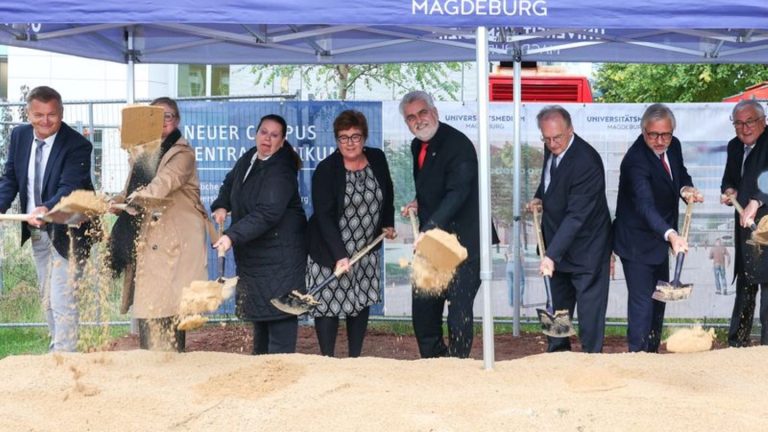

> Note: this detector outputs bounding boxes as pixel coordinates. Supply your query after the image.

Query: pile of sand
[1,347,767,431]
[665,325,715,353]
[412,229,467,294]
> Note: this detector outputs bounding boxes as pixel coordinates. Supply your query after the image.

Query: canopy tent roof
[2,1,768,64]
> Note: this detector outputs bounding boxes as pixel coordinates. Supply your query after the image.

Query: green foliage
[384,142,416,217]
[0,327,50,358]
[250,63,468,100]
[594,64,768,102]
[491,141,544,231]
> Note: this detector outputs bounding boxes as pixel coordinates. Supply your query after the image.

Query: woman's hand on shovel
[335,258,351,274]
[213,234,232,253]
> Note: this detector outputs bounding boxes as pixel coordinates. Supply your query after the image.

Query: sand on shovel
[665,324,715,353]
[121,105,164,151]
[177,281,226,331]
[753,216,768,245]
[412,228,468,294]
[52,190,109,216]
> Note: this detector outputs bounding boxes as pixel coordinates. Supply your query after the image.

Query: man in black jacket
[400,90,480,358]
[720,99,768,347]
[527,105,611,353]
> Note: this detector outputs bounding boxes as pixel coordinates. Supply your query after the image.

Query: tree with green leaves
[594,64,768,103]
[251,63,468,100]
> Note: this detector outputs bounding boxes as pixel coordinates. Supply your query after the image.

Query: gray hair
[641,103,676,130]
[732,99,766,119]
[399,91,436,116]
[26,86,63,112]
[536,105,572,129]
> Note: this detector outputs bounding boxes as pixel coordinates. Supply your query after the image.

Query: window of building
[177,64,230,97]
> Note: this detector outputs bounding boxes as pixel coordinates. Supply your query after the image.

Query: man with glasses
[526,105,611,353]
[613,103,703,352]
[0,86,94,352]
[720,99,768,347]
[399,90,481,358]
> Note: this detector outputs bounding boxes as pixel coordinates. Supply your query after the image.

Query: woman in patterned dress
[306,110,396,357]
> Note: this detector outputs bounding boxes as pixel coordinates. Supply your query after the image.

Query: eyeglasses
[337,133,364,144]
[540,134,567,145]
[163,112,177,123]
[645,131,673,141]
[732,117,765,129]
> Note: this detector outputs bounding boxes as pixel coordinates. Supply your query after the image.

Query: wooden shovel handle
[681,200,694,241]
[0,213,31,222]
[532,207,546,256]
[332,232,387,278]
[408,208,419,239]
[727,192,758,232]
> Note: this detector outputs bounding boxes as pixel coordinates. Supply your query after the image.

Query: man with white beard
[400,91,481,358]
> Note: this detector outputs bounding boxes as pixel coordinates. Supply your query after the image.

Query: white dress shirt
[26,132,56,214]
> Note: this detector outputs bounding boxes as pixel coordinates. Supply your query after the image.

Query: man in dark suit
[720,99,768,347]
[526,105,611,353]
[399,90,480,358]
[613,103,702,353]
[0,86,93,352]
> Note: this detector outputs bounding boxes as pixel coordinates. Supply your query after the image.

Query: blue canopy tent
[3,0,768,369]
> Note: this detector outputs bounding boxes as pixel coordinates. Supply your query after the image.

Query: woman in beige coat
[110,97,208,352]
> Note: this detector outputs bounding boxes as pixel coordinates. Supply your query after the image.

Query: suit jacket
[613,135,693,266]
[307,147,395,268]
[720,128,768,283]
[0,122,93,259]
[411,122,480,259]
[534,134,611,273]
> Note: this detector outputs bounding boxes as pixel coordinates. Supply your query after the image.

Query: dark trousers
[138,317,185,353]
[412,259,480,359]
[728,279,768,347]
[252,317,298,355]
[314,307,371,357]
[622,257,668,353]
[547,258,610,353]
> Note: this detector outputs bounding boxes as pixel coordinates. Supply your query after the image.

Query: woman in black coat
[307,110,395,357]
[212,114,307,355]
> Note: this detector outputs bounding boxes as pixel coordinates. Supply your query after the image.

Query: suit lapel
[19,127,33,188]
[544,138,575,196]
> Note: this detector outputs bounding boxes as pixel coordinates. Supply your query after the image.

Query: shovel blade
[42,209,90,226]
[536,308,576,338]
[270,291,320,316]
[652,282,693,302]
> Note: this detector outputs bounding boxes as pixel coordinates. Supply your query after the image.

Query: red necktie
[659,153,671,178]
[418,141,429,169]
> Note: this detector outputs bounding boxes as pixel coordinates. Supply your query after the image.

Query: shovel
[531,206,576,337]
[271,232,387,315]
[727,192,768,247]
[177,222,238,331]
[0,207,89,226]
[651,200,695,302]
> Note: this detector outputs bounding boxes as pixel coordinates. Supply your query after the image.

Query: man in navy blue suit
[527,105,611,353]
[0,86,93,352]
[613,103,703,353]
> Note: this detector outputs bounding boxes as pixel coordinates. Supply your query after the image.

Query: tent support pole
[512,58,522,337]
[126,28,135,104]
[476,26,494,371]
